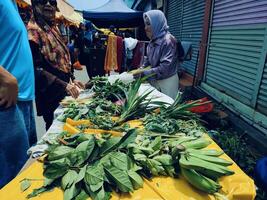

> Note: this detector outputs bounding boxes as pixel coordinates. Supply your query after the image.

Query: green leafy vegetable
[20,179,31,192]
[104,166,133,193]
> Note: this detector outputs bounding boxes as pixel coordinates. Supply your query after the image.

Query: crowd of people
[0,0,184,189]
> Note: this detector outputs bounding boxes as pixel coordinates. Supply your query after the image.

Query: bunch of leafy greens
[144,114,205,137]
[90,76,129,102]
[26,129,143,200]
[89,115,115,130]
[58,103,81,122]
[58,98,121,122]
[159,93,210,120]
[116,78,155,125]
[143,114,180,134]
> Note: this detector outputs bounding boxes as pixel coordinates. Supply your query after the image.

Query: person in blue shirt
[0,0,37,188]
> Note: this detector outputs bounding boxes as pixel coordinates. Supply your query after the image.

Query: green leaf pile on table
[24,77,234,200]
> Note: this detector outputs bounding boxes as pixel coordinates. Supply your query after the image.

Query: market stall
[83,0,143,28]
[0,75,256,200]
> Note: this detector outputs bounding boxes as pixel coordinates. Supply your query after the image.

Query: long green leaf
[73,137,95,166]
[75,190,89,200]
[43,158,70,179]
[61,170,78,190]
[64,183,80,200]
[84,165,104,189]
[100,129,137,157]
[27,186,52,199]
[109,152,128,171]
[128,170,143,190]
[20,179,31,192]
[104,166,133,193]
[47,146,74,161]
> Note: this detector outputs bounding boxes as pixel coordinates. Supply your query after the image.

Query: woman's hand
[66,83,80,99]
[73,80,85,89]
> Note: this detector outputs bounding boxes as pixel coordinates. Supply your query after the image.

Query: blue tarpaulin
[83,0,143,28]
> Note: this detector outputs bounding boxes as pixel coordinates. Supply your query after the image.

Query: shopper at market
[74,23,86,65]
[28,0,84,130]
[74,21,97,78]
[0,0,37,188]
[133,10,180,100]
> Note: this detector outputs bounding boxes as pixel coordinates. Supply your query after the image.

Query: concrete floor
[35,66,89,139]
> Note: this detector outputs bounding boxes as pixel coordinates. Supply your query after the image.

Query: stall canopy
[57,0,74,18]
[83,0,143,28]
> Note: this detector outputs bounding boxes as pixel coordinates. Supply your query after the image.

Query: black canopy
[83,0,143,28]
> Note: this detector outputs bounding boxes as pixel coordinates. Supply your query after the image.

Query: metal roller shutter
[204,0,267,107]
[203,0,267,132]
[166,0,206,75]
[181,0,205,75]
[205,25,266,106]
[166,0,182,39]
[257,59,267,115]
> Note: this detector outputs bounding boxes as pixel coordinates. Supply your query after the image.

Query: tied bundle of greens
[116,77,155,125]
[58,98,121,126]
[89,76,129,102]
[159,93,211,120]
[143,114,205,137]
[26,130,142,200]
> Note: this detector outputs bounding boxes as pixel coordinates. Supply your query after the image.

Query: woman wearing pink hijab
[135,10,180,99]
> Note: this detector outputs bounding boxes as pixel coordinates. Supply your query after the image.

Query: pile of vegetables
[58,98,121,122]
[23,77,235,200]
[24,129,233,200]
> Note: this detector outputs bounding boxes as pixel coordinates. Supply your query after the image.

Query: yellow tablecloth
[0,135,256,200]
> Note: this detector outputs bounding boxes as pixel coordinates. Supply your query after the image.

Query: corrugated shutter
[166,0,206,75]
[205,25,266,106]
[212,0,267,27]
[167,0,182,39]
[205,0,267,107]
[181,0,205,75]
[257,59,267,115]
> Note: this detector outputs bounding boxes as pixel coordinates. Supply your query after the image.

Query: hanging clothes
[116,36,123,72]
[124,37,138,59]
[124,37,138,51]
[121,40,127,72]
[131,41,146,69]
[104,34,118,73]
[124,37,138,71]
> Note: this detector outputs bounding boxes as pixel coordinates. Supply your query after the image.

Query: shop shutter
[180,0,205,75]
[167,0,182,39]
[212,0,267,27]
[257,59,267,115]
[204,0,267,107]
[205,25,266,106]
